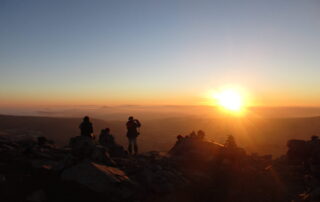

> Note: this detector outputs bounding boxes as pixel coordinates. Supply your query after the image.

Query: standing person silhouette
[79,116,93,138]
[126,116,141,155]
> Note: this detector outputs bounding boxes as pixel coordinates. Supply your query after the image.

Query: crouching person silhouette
[126,116,141,155]
[99,128,115,148]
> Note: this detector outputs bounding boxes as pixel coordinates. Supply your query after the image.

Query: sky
[0,0,320,107]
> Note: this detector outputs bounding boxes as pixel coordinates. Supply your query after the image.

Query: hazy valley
[1,106,320,156]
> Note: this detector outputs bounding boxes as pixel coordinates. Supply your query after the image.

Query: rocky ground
[0,134,318,202]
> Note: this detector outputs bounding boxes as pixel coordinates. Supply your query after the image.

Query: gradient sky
[1,0,320,107]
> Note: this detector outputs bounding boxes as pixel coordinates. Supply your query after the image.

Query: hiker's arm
[135,120,141,127]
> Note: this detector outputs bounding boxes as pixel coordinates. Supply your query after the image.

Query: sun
[212,89,244,112]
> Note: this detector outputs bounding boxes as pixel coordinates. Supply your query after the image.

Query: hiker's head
[128,116,134,121]
[197,130,205,138]
[83,116,90,122]
[105,128,110,133]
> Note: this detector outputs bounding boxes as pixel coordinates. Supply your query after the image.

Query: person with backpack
[126,116,141,155]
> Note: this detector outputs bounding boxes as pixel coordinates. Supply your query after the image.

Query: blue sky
[0,0,320,106]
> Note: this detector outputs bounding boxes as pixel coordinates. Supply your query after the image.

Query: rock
[169,139,224,164]
[0,174,6,183]
[61,161,134,197]
[12,134,38,148]
[91,145,115,166]
[108,145,127,157]
[311,187,320,200]
[133,164,189,194]
[304,175,320,188]
[31,149,58,159]
[37,136,54,147]
[30,159,59,170]
[26,189,46,202]
[287,139,309,164]
[54,153,77,171]
[311,165,320,176]
[69,136,96,157]
[0,144,16,151]
[69,136,115,165]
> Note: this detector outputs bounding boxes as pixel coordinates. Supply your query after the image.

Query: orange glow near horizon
[2,86,320,108]
[214,90,243,111]
[209,87,249,115]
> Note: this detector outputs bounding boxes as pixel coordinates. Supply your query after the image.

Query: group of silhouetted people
[79,115,141,155]
[176,130,206,144]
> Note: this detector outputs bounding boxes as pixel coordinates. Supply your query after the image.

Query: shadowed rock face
[169,138,224,159]
[0,133,317,202]
[287,138,320,166]
[69,136,115,165]
[61,161,134,196]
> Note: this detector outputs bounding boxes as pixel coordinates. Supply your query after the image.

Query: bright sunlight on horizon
[211,88,246,114]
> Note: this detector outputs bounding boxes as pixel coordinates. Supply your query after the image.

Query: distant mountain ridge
[0,114,111,146]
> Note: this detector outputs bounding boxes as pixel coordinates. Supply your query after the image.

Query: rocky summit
[0,133,318,202]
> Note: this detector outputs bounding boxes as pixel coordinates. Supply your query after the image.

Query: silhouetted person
[190,131,196,139]
[99,128,126,157]
[126,116,141,155]
[310,135,320,146]
[99,128,115,148]
[177,135,183,143]
[197,130,205,140]
[79,116,93,138]
[309,136,320,163]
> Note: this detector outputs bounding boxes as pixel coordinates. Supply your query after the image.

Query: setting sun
[212,89,244,112]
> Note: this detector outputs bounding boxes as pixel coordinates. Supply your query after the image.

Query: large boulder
[69,136,95,157]
[91,145,115,165]
[111,152,189,195]
[287,139,310,164]
[69,136,115,165]
[61,161,135,198]
[108,145,127,158]
[134,165,189,194]
[169,138,224,163]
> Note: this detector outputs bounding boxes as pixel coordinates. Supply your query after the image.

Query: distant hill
[0,115,111,146]
[1,114,320,156]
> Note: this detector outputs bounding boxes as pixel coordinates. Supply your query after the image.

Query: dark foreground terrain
[0,132,318,202]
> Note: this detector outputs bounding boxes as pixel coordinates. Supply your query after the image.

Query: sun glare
[212,89,244,113]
